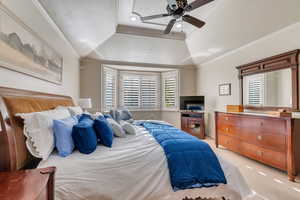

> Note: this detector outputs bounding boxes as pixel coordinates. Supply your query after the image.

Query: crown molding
[81,57,196,70]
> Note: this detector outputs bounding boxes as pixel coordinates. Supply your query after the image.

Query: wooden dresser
[0,167,56,200]
[215,111,300,181]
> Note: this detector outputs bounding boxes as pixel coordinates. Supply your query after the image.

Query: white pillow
[16,109,71,160]
[120,120,137,135]
[56,106,83,116]
[107,118,126,138]
[91,112,104,120]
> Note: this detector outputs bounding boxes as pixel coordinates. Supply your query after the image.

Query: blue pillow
[53,116,78,157]
[72,117,97,154]
[93,116,114,148]
[78,113,92,121]
[104,114,112,119]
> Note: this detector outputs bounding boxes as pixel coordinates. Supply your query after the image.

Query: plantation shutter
[120,72,160,110]
[162,71,179,110]
[103,67,117,111]
[248,76,264,105]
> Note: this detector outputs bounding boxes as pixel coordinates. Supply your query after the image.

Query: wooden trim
[237,50,300,111]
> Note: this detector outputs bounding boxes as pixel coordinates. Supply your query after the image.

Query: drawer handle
[257,135,262,141]
[225,117,229,121]
[260,122,264,127]
[226,128,229,132]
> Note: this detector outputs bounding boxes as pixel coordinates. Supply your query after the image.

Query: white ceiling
[37,0,300,65]
[38,0,118,56]
[87,33,191,66]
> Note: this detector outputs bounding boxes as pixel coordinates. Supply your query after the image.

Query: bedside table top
[0,167,56,200]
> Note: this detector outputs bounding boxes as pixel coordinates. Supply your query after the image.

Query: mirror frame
[236,50,300,112]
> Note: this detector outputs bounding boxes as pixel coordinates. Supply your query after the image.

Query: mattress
[38,125,256,200]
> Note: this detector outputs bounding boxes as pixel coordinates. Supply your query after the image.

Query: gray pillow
[120,120,137,135]
[119,109,133,121]
[109,109,121,122]
[107,118,126,138]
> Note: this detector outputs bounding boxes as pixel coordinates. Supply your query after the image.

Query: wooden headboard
[0,87,74,171]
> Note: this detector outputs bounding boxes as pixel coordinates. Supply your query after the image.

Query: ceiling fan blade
[182,15,205,28]
[164,19,176,34]
[186,0,214,12]
[141,14,170,21]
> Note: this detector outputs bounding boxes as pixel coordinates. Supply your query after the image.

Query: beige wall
[0,0,80,100]
[196,22,300,138]
[80,58,197,127]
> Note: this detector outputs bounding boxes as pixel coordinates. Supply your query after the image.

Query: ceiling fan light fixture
[130,16,138,22]
[176,23,182,28]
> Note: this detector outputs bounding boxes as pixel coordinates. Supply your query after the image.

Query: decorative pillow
[56,106,83,116]
[53,116,78,157]
[120,120,137,135]
[90,112,104,120]
[93,116,114,147]
[119,109,133,121]
[72,116,97,154]
[109,109,121,122]
[107,118,126,138]
[16,109,71,160]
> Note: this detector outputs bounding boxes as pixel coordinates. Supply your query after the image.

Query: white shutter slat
[162,71,178,110]
[120,72,160,110]
[103,67,117,111]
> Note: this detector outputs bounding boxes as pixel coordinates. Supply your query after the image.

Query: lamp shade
[78,98,92,109]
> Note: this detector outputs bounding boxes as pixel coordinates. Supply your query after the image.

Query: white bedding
[38,125,256,200]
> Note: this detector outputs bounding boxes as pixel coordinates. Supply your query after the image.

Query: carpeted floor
[205,138,300,200]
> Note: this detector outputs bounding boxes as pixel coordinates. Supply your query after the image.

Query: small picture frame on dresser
[219,83,231,96]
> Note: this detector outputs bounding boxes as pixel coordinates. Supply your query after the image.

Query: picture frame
[0,3,63,85]
[219,83,231,96]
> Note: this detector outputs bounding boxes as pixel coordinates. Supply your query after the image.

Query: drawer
[239,117,286,135]
[217,124,240,136]
[241,142,286,170]
[217,113,241,126]
[218,134,239,152]
[238,128,287,152]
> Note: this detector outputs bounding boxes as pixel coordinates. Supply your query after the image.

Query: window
[162,71,179,110]
[245,74,264,105]
[103,67,117,111]
[119,72,160,110]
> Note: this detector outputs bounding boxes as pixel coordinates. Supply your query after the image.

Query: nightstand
[0,167,56,200]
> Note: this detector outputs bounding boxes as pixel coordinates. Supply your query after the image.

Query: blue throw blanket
[139,122,227,190]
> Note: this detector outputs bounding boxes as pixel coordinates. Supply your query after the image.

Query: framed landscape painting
[0,4,63,85]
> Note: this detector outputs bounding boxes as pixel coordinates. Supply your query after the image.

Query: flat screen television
[180,96,205,111]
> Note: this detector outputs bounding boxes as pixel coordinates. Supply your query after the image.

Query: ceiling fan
[140,0,214,34]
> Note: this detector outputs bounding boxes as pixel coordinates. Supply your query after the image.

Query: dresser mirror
[237,50,299,111]
[243,68,292,108]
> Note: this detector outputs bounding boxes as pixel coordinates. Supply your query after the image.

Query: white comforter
[38,124,255,200]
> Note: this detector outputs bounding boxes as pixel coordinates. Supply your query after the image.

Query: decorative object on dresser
[0,167,56,200]
[219,83,231,96]
[226,105,244,113]
[181,112,205,139]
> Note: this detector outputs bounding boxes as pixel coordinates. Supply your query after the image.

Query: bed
[0,87,256,200]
